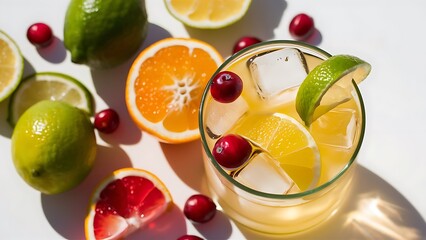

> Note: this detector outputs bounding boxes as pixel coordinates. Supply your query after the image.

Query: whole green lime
[63,0,148,69]
[11,100,97,194]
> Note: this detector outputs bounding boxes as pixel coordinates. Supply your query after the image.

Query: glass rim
[198,40,366,199]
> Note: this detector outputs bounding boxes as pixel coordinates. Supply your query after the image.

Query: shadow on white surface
[41,137,234,240]
[0,98,13,138]
[41,144,133,239]
[90,23,172,145]
[236,165,426,240]
[126,205,233,240]
[90,56,144,145]
[36,36,67,64]
[185,0,288,57]
[33,131,426,239]
[194,210,233,240]
[0,57,36,138]
[304,29,322,46]
[22,57,36,78]
[160,141,426,239]
[161,140,206,193]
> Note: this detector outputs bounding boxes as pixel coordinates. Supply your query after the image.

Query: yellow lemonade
[200,41,366,235]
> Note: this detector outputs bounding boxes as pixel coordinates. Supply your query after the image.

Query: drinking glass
[199,40,366,235]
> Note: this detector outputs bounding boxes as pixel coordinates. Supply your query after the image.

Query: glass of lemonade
[199,40,367,235]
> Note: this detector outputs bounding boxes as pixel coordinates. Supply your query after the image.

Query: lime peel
[11,100,96,194]
[64,0,148,68]
[0,30,24,102]
[296,55,371,126]
[7,72,94,126]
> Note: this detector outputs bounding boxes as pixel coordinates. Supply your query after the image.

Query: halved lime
[296,55,371,126]
[8,72,94,126]
[0,30,24,102]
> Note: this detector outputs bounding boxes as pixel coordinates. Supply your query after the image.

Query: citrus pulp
[164,0,252,29]
[233,112,320,191]
[126,38,223,143]
[0,30,23,102]
[7,72,93,126]
[85,168,173,240]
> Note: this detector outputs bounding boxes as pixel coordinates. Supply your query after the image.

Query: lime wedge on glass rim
[8,72,94,126]
[296,55,371,127]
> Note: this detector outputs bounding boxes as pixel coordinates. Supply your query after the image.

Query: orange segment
[126,38,223,143]
[85,168,173,240]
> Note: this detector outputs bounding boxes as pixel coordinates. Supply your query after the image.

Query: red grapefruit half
[85,168,173,239]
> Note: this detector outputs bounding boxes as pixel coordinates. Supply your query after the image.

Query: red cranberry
[183,194,216,223]
[94,108,120,133]
[27,23,53,48]
[177,235,204,240]
[289,13,315,40]
[213,134,252,170]
[233,36,262,54]
[210,71,243,103]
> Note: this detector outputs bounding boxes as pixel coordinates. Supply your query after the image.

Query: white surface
[1,0,425,239]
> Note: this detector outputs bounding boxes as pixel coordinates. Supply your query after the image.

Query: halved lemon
[233,112,320,191]
[126,38,223,143]
[85,168,173,240]
[0,30,23,102]
[164,0,252,29]
[7,72,94,126]
[296,55,371,126]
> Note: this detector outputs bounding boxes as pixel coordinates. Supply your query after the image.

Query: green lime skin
[296,55,371,127]
[64,0,148,69]
[11,100,97,194]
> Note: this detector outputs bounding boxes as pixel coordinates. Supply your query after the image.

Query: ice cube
[234,152,300,194]
[310,108,357,149]
[204,97,249,138]
[248,48,308,99]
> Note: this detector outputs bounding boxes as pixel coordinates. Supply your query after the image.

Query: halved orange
[85,168,173,240]
[126,38,223,143]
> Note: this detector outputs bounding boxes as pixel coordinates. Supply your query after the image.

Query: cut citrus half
[0,30,23,102]
[164,0,252,29]
[126,38,223,143]
[7,72,94,126]
[233,112,320,191]
[85,168,173,240]
[296,55,371,126]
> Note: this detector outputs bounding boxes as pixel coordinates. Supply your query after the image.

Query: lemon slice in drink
[8,72,94,126]
[296,55,371,126]
[0,30,23,102]
[164,0,252,29]
[234,112,320,192]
